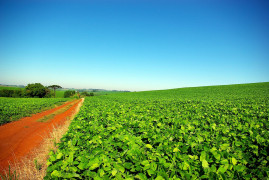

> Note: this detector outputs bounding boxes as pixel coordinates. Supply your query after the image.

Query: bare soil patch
[0,98,83,174]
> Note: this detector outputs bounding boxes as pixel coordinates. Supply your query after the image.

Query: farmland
[55,90,66,98]
[0,86,24,90]
[0,98,69,125]
[45,82,269,179]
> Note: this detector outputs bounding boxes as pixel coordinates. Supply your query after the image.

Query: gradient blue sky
[0,0,268,91]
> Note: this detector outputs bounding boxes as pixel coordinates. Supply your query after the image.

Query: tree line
[0,83,94,98]
[0,83,62,98]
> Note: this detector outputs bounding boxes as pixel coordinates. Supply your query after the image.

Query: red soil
[0,98,83,173]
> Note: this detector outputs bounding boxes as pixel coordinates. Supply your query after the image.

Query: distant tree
[44,88,52,98]
[80,91,94,97]
[48,85,62,98]
[0,89,14,97]
[64,90,76,98]
[12,89,24,97]
[81,91,89,96]
[25,83,48,98]
[0,89,25,98]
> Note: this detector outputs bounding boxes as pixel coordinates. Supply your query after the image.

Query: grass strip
[37,102,76,122]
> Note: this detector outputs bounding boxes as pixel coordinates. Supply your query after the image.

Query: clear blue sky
[0,0,268,91]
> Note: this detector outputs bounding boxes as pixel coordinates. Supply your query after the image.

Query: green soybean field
[0,98,69,125]
[46,82,269,179]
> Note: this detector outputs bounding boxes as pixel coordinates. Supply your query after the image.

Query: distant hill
[0,84,130,97]
[0,85,25,90]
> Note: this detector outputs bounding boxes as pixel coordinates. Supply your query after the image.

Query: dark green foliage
[12,89,24,97]
[80,91,89,96]
[64,90,76,98]
[0,89,15,97]
[44,88,52,98]
[0,89,25,97]
[0,84,64,98]
[80,92,94,97]
[45,82,269,179]
[25,83,49,98]
[0,84,52,98]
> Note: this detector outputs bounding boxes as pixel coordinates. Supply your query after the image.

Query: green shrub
[64,90,76,98]
[25,83,49,98]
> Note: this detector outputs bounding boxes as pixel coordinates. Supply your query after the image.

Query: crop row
[0,98,68,125]
[45,83,269,179]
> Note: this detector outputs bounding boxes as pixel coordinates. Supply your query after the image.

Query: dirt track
[0,98,83,173]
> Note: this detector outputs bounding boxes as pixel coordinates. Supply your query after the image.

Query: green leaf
[231,157,237,165]
[51,170,62,177]
[220,144,229,151]
[210,147,217,152]
[200,151,206,161]
[235,165,245,172]
[56,152,63,159]
[146,144,153,149]
[99,169,105,177]
[62,172,80,178]
[155,176,165,180]
[141,160,149,166]
[217,164,228,174]
[200,175,209,179]
[89,163,99,170]
[78,162,87,170]
[210,165,217,172]
[68,153,74,163]
[235,141,242,147]
[50,155,56,162]
[115,164,125,173]
[151,162,157,171]
[135,173,147,180]
[202,160,209,168]
[188,155,194,159]
[197,136,204,143]
[111,168,117,176]
[124,162,133,169]
[183,161,190,170]
[220,159,228,164]
[104,166,112,172]
[147,169,155,176]
[213,153,221,160]
[47,161,51,166]
[173,147,179,152]
[212,123,216,130]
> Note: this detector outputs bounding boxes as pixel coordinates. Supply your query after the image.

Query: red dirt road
[0,98,83,173]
